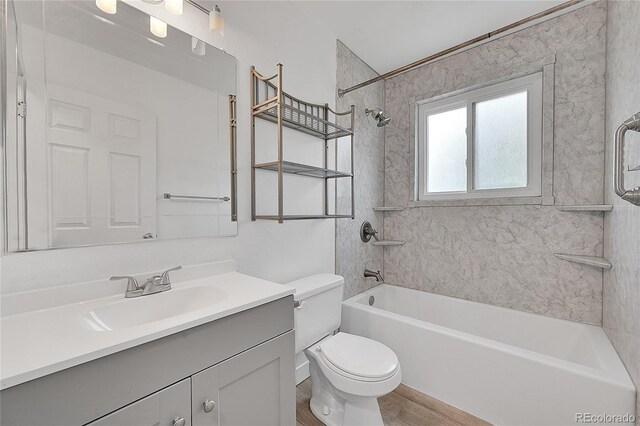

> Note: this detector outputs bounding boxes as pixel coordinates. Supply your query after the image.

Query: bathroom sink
[81,286,228,331]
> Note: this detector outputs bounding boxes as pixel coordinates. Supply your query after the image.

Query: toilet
[288,274,401,426]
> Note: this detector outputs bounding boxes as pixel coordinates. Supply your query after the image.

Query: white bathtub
[342,284,636,426]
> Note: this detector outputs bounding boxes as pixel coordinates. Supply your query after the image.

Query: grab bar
[614,112,640,206]
[229,94,238,222]
[163,193,230,202]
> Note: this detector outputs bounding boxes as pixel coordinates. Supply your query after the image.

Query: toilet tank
[288,274,344,354]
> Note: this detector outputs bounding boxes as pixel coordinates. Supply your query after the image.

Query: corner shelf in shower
[372,240,406,247]
[628,164,640,172]
[251,64,355,223]
[372,206,406,212]
[555,205,613,212]
[554,253,612,269]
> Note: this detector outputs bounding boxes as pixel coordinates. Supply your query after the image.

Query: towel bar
[163,193,230,201]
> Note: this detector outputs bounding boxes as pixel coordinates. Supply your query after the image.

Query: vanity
[0,261,296,426]
[0,1,298,424]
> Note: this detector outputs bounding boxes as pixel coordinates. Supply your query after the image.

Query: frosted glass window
[427,107,467,193]
[416,72,542,201]
[474,91,528,189]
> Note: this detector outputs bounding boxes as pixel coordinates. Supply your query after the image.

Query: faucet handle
[110,276,139,292]
[160,266,183,285]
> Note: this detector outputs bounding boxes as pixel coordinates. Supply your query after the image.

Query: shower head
[377,116,391,127]
[365,108,391,127]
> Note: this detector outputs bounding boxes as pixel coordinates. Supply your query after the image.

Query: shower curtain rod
[337,0,584,97]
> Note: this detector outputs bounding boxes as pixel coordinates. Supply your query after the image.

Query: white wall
[1,0,338,293]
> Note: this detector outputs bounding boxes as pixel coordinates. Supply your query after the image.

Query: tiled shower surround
[333,0,640,417]
[603,0,640,416]
[336,41,386,299]
[381,2,608,325]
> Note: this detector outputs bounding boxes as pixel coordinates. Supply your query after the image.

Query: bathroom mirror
[2,0,237,252]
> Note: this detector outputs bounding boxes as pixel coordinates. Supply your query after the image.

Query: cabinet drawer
[87,379,191,426]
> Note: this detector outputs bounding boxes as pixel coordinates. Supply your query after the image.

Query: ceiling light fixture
[96,0,224,45]
[149,16,168,38]
[209,5,224,35]
[95,0,117,14]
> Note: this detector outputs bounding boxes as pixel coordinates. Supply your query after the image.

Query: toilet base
[307,355,385,426]
[309,394,384,426]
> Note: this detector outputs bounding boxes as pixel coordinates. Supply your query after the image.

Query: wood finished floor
[296,378,490,426]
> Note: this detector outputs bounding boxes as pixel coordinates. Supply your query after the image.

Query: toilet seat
[305,332,402,399]
[319,333,399,382]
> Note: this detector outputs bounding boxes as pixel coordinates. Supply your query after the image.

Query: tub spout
[364,269,384,282]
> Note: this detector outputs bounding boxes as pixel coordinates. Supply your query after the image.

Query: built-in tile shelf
[372,206,406,212]
[372,240,406,247]
[555,205,613,212]
[629,164,640,172]
[554,253,612,269]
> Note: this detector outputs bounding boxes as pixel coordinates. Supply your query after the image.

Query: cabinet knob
[173,416,186,426]
[203,399,216,413]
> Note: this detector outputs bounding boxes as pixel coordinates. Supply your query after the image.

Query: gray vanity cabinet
[87,332,295,426]
[192,331,295,426]
[1,297,295,426]
[87,379,192,426]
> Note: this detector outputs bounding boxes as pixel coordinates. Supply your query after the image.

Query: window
[417,73,542,201]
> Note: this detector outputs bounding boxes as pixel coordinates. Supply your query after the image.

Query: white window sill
[410,196,546,208]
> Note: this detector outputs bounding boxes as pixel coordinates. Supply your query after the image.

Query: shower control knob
[173,417,186,426]
[203,399,216,413]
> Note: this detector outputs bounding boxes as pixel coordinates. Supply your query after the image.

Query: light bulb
[192,37,206,56]
[149,16,167,38]
[95,0,117,14]
[209,5,224,35]
[164,0,183,16]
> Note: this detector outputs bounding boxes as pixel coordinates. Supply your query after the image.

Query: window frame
[416,72,543,201]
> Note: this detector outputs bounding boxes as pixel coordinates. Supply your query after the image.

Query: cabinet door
[87,378,191,426]
[192,331,295,426]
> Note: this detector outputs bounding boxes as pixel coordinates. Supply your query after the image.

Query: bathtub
[342,284,636,426]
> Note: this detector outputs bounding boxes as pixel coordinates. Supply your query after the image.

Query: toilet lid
[319,333,399,380]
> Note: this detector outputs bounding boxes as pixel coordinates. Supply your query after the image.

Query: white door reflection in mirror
[33,85,156,247]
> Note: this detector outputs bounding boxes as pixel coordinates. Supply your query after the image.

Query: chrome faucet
[110,266,182,298]
[360,221,379,243]
[364,269,384,282]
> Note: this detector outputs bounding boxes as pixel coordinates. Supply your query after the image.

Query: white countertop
[0,262,294,390]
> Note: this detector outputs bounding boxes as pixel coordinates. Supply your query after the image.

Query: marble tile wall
[336,41,386,299]
[382,2,607,324]
[603,0,640,418]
